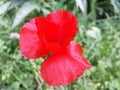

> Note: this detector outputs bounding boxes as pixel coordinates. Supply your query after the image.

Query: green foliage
[0,0,120,90]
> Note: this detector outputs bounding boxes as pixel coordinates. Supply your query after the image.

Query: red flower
[20,10,91,86]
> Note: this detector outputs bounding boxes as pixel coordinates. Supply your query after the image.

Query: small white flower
[86,27,102,40]
[9,32,20,39]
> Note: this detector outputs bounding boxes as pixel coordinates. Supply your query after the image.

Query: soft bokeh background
[0,0,120,90]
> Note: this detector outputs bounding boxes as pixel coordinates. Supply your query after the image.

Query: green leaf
[111,0,120,14]
[0,1,11,15]
[75,0,87,15]
[42,8,50,15]
[12,1,40,28]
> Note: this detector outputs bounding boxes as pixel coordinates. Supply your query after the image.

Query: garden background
[0,0,120,90]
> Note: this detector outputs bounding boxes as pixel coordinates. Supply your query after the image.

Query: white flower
[9,32,20,39]
[86,27,102,40]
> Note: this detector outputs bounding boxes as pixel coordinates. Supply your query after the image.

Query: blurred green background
[0,0,120,90]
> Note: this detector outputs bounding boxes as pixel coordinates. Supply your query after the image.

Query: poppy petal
[35,10,78,54]
[40,43,91,86]
[35,17,62,54]
[20,18,48,59]
[46,10,78,45]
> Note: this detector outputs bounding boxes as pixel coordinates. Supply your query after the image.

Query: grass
[0,0,120,90]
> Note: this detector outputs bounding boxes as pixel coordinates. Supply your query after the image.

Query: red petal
[40,43,91,86]
[20,18,48,59]
[36,10,78,54]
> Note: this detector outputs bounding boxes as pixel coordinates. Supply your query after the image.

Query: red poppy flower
[20,10,91,86]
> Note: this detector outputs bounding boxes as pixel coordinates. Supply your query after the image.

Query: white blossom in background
[86,27,102,40]
[9,32,20,39]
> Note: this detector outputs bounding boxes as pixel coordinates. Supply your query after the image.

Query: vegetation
[0,0,120,90]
